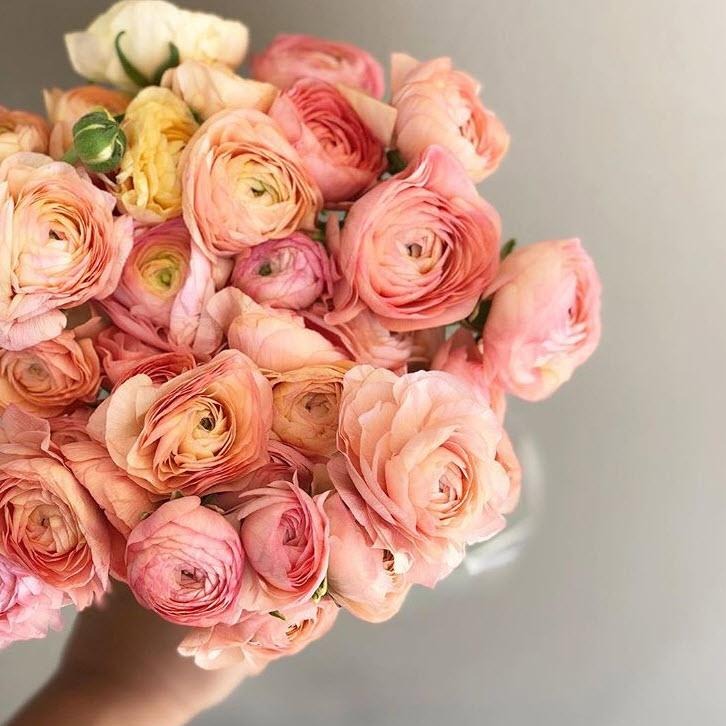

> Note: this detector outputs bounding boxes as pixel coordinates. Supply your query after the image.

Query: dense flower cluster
[0,0,601,678]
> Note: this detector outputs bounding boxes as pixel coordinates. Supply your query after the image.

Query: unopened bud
[70,109,126,173]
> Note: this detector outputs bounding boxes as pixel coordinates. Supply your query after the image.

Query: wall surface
[0,1,724,724]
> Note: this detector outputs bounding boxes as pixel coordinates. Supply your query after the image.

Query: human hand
[8,583,247,726]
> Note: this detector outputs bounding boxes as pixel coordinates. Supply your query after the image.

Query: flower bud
[70,109,126,172]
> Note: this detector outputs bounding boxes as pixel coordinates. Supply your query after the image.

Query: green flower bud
[70,109,126,173]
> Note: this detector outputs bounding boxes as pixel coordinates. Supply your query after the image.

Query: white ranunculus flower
[64,0,248,92]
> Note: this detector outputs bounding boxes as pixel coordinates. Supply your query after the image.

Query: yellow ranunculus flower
[117,86,198,223]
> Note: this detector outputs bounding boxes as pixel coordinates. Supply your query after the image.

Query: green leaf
[386,149,407,175]
[114,31,151,88]
[150,42,181,86]
[500,238,517,260]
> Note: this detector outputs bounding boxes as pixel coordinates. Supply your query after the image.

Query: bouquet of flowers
[0,1,601,674]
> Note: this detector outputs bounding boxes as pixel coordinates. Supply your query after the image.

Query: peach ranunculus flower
[181,108,322,259]
[252,34,385,99]
[88,350,272,497]
[326,145,501,332]
[269,79,395,203]
[126,496,245,627]
[269,361,355,459]
[43,85,131,159]
[202,288,347,373]
[302,303,413,373]
[237,480,330,611]
[0,153,133,351]
[0,106,49,162]
[0,553,64,649]
[65,1,249,92]
[391,53,510,183]
[178,597,338,672]
[324,489,410,623]
[0,324,101,418]
[95,325,164,386]
[101,218,231,355]
[480,239,602,401]
[230,233,332,310]
[334,365,514,587]
[0,407,111,608]
[117,87,198,223]
[161,60,278,121]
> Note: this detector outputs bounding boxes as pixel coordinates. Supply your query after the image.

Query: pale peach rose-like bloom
[302,303,413,373]
[126,496,245,627]
[0,107,49,162]
[391,53,510,183]
[202,288,347,373]
[237,480,330,612]
[88,350,272,497]
[180,108,322,259]
[230,233,332,310]
[252,34,385,99]
[0,407,110,608]
[65,1,249,92]
[101,218,230,355]
[324,488,410,623]
[326,145,501,332]
[269,361,355,459]
[43,85,130,159]
[117,87,199,224]
[269,79,395,203]
[0,324,101,418]
[161,60,278,121]
[0,153,133,351]
[431,327,492,405]
[480,239,602,401]
[0,553,64,650]
[335,366,513,587]
[178,597,338,672]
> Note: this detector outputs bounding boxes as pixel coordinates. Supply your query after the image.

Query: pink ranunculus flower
[326,145,501,332]
[126,497,245,627]
[180,108,322,260]
[101,218,231,356]
[0,407,110,608]
[43,85,131,159]
[302,303,413,373]
[48,406,93,448]
[324,488,410,623]
[95,326,164,387]
[0,153,133,351]
[480,239,602,401]
[88,350,272,498]
[0,323,101,418]
[161,60,279,121]
[431,327,492,404]
[335,365,513,587]
[269,79,395,202]
[0,107,49,162]
[178,597,338,672]
[237,480,330,611]
[391,53,510,183]
[202,288,347,373]
[230,233,332,310]
[252,34,384,99]
[0,553,64,650]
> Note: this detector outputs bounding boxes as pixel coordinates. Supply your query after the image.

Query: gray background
[1,0,724,724]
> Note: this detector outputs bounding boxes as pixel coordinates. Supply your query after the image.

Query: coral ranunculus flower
[180,108,322,259]
[0,106,49,162]
[88,350,272,497]
[0,153,133,351]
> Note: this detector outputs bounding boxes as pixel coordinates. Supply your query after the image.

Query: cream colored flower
[65,1,248,92]
[117,86,198,223]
